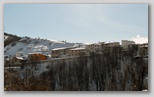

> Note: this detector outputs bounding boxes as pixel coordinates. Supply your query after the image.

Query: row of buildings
[51,40,148,58]
[12,40,148,63]
[51,47,86,58]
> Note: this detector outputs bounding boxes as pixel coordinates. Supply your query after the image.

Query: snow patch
[4,35,9,40]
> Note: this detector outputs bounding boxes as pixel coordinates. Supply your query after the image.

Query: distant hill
[4,32,22,47]
[4,33,83,57]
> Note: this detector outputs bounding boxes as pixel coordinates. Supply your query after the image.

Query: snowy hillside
[4,35,9,41]
[4,36,83,57]
[4,32,22,47]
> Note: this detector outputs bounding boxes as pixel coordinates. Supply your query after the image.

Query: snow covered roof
[103,42,120,46]
[95,43,102,45]
[84,43,94,45]
[16,57,24,60]
[52,46,75,50]
[52,47,67,50]
[28,52,48,56]
[70,48,85,50]
[28,52,42,55]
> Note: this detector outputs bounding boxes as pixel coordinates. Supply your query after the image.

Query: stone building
[69,48,86,57]
[121,40,135,49]
[51,47,75,58]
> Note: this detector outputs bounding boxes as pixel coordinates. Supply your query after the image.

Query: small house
[28,53,48,62]
[16,51,23,57]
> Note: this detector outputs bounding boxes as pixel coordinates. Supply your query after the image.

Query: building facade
[69,48,86,57]
[51,47,75,58]
[85,43,95,52]
[16,51,23,57]
[122,40,135,49]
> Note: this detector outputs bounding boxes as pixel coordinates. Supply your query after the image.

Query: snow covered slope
[4,35,8,41]
[4,32,22,47]
[4,35,83,57]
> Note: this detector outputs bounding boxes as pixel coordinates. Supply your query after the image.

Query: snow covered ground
[4,36,83,57]
[4,35,9,41]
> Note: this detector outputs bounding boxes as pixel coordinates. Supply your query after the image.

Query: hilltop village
[4,39,148,91]
[4,40,148,66]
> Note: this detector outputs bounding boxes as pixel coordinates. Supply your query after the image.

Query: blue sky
[4,4,148,43]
